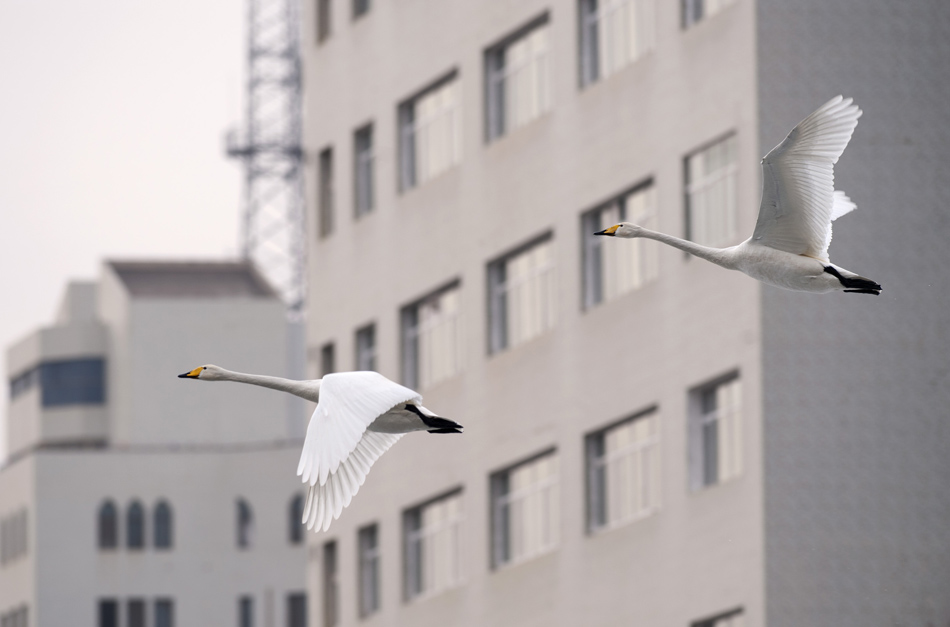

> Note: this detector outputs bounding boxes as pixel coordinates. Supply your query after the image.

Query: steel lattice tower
[228,0,305,313]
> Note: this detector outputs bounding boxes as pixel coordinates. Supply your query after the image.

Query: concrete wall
[302,0,765,624]
[0,456,35,622]
[757,0,950,625]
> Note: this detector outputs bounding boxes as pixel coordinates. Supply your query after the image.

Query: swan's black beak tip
[177,373,190,378]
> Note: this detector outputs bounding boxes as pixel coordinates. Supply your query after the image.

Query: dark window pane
[40,358,105,407]
[239,596,253,627]
[237,499,254,548]
[98,501,118,549]
[155,599,174,627]
[287,593,307,627]
[128,599,146,627]
[289,494,304,544]
[98,600,118,627]
[154,501,173,549]
[127,501,145,549]
[323,541,338,627]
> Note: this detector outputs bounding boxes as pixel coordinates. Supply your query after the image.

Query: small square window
[579,0,656,87]
[404,491,463,600]
[485,17,551,141]
[401,282,462,390]
[689,374,742,490]
[488,235,557,354]
[353,0,370,19]
[490,451,559,568]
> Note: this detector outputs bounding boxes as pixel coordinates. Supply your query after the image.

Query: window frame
[403,488,464,601]
[318,146,334,239]
[322,540,339,627]
[400,279,463,390]
[397,70,461,192]
[353,123,374,218]
[688,371,743,491]
[98,500,118,549]
[354,323,377,372]
[126,500,145,550]
[153,500,173,549]
[578,0,656,88]
[357,523,381,617]
[684,132,739,248]
[237,498,254,549]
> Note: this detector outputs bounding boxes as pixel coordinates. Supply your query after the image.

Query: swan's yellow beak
[178,367,202,379]
[594,225,619,236]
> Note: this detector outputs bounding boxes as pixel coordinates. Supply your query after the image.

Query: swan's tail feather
[422,416,464,433]
[823,266,882,295]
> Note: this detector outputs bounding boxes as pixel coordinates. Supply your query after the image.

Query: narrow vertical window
[98,599,119,627]
[318,147,334,238]
[579,0,655,87]
[355,324,377,371]
[155,599,174,627]
[287,593,307,627]
[317,0,331,43]
[126,501,145,550]
[128,599,146,627]
[486,17,551,141]
[490,451,559,568]
[582,182,659,308]
[398,74,461,191]
[353,0,371,18]
[488,235,557,354]
[586,409,660,533]
[322,541,339,627]
[237,499,254,549]
[289,494,305,544]
[353,124,374,218]
[685,134,738,246]
[689,374,742,490]
[239,596,254,627]
[404,491,463,600]
[98,500,118,549]
[358,524,381,617]
[320,342,336,376]
[401,282,462,390]
[154,500,173,549]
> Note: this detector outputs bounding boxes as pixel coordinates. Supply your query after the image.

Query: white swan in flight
[178,365,462,532]
[596,96,881,295]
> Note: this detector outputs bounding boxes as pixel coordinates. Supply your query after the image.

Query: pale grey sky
[0,1,248,458]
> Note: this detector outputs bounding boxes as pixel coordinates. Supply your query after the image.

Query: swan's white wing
[296,371,420,530]
[753,96,862,261]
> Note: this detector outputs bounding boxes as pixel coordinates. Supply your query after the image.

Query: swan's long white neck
[215,368,321,403]
[634,228,736,269]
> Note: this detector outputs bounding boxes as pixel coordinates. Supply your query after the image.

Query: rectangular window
[692,607,745,627]
[579,0,655,87]
[355,324,376,371]
[488,235,557,354]
[353,124,374,218]
[39,358,106,407]
[401,282,462,390]
[0,607,27,627]
[490,450,559,568]
[239,596,253,627]
[320,342,335,376]
[586,409,660,533]
[128,599,146,627]
[287,593,307,627]
[486,17,551,141]
[318,147,334,238]
[353,0,370,19]
[358,524,381,617]
[404,491,463,600]
[0,509,28,565]
[683,0,736,29]
[582,183,658,308]
[9,366,39,400]
[155,599,174,627]
[317,0,331,42]
[398,74,461,191]
[322,541,339,627]
[685,134,738,246]
[98,600,118,627]
[690,374,742,490]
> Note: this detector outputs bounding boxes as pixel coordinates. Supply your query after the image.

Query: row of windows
[318,132,737,386]
[0,509,27,566]
[8,357,106,406]
[0,606,27,627]
[239,593,306,627]
[313,0,738,234]
[320,373,741,622]
[98,599,173,627]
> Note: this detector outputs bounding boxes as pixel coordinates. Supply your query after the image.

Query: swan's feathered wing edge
[752,95,862,261]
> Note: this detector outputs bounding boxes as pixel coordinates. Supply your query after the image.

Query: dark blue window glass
[40,358,105,407]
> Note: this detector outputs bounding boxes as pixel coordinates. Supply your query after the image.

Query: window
[685,134,738,247]
[154,500,173,549]
[353,124,374,217]
[318,147,334,238]
[582,183,658,308]
[692,607,745,627]
[0,606,27,627]
[320,342,335,376]
[404,490,463,600]
[239,596,253,627]
[689,374,742,490]
[154,599,174,627]
[126,501,145,550]
[353,0,370,19]
[128,599,146,627]
[486,17,551,141]
[358,524,380,617]
[579,0,655,87]
[9,366,38,400]
[0,509,27,565]
[586,409,660,533]
[289,494,305,544]
[682,0,736,29]
[317,0,331,43]
[398,74,461,191]
[98,500,118,549]
[98,600,118,627]
[39,358,106,407]
[401,282,462,390]
[490,451,559,568]
[322,541,338,627]
[287,593,307,627]
[488,235,557,354]
[237,499,254,549]
[355,324,376,371]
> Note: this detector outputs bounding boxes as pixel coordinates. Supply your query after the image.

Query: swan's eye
[203,367,207,370]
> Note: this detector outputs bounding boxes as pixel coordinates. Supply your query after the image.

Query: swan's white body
[598,96,881,295]
[178,365,461,532]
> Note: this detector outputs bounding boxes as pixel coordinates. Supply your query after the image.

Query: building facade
[300,0,950,626]
[0,261,309,627]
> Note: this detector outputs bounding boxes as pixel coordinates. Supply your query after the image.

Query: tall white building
[0,261,308,627]
[301,0,950,626]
